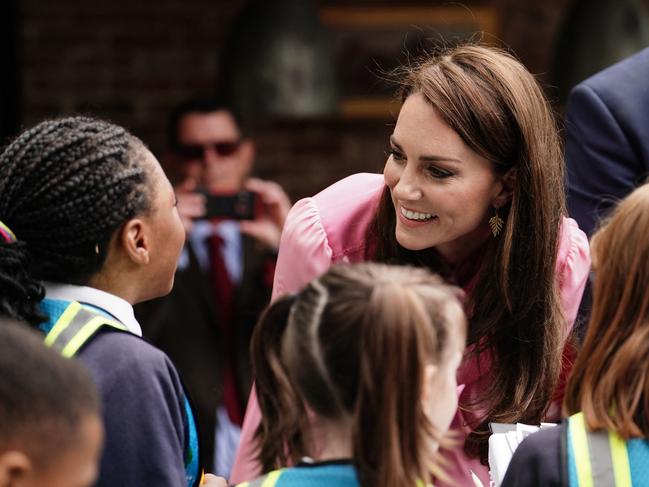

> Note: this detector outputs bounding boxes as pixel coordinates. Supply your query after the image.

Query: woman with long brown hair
[502,183,649,486]
[231,44,591,486]
[238,263,466,487]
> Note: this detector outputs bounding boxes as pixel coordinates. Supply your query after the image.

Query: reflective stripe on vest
[568,412,632,487]
[43,301,126,357]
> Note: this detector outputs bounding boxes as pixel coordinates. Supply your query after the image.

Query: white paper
[488,422,558,486]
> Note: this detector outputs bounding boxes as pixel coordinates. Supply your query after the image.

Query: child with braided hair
[0,117,225,487]
[238,263,467,487]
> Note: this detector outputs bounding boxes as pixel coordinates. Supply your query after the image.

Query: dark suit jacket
[566,46,649,237]
[134,234,274,472]
[500,423,567,487]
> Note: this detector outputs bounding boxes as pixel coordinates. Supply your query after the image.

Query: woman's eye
[389,149,405,162]
[428,166,453,179]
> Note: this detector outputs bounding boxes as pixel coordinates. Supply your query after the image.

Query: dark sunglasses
[175,140,242,159]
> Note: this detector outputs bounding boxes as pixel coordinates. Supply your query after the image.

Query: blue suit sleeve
[565,83,644,236]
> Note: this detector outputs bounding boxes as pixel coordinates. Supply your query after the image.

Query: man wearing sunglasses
[135,99,291,479]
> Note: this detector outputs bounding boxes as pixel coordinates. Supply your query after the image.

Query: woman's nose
[393,171,423,201]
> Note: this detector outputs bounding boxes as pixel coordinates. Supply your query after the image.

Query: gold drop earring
[489,208,504,237]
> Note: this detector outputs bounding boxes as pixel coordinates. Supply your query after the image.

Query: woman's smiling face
[384,93,506,263]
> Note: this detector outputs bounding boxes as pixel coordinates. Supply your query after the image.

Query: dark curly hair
[0,117,152,326]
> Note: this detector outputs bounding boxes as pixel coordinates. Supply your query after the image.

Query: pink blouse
[230,173,591,486]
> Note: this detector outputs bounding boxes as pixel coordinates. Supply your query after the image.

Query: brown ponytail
[252,294,310,471]
[252,263,466,486]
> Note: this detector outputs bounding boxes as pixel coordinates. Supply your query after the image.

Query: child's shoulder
[79,329,181,385]
[40,298,178,381]
[239,461,359,487]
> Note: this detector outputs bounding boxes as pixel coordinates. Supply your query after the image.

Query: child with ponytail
[502,183,649,485]
[238,262,466,487]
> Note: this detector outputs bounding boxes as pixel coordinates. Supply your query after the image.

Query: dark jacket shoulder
[500,424,566,487]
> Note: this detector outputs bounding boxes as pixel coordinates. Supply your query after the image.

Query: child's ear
[0,451,32,486]
[118,218,151,266]
[421,364,438,406]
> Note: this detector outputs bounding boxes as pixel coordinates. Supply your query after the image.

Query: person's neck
[87,271,138,305]
[317,416,353,461]
[435,224,491,265]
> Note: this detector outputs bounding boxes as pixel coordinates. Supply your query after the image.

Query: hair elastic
[0,220,17,243]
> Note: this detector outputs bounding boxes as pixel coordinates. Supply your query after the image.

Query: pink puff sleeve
[556,216,591,329]
[271,197,334,300]
[270,172,383,299]
[546,216,591,419]
[230,197,333,483]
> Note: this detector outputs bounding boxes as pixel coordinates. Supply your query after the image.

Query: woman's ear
[492,167,517,209]
[0,450,32,486]
[118,218,151,266]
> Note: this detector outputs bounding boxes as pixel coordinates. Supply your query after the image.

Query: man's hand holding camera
[175,177,291,250]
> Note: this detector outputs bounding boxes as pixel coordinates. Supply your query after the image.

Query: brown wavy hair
[564,184,649,437]
[368,44,567,458]
[252,263,466,487]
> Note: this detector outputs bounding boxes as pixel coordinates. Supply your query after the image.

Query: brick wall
[16,0,649,200]
[498,0,570,74]
[1,0,20,140]
[20,0,245,152]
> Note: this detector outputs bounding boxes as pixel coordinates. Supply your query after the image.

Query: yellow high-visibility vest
[568,412,632,487]
[43,301,127,357]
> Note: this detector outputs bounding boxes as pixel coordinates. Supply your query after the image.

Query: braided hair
[0,117,152,326]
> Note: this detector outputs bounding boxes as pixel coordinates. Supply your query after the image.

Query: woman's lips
[397,205,438,228]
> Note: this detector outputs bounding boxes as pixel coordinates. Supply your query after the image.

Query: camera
[199,190,261,220]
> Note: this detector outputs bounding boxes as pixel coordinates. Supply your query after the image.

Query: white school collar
[43,282,142,337]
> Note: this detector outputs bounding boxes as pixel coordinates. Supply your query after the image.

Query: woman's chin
[395,234,434,252]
